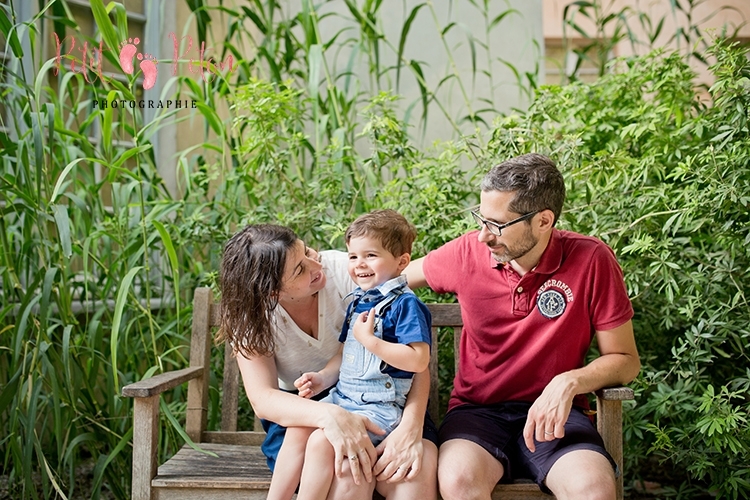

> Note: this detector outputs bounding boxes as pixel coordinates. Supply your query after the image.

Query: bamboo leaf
[0,4,23,56]
[90,0,120,56]
[52,204,73,258]
[397,3,425,92]
[112,144,152,169]
[408,60,429,135]
[102,90,117,159]
[241,6,267,34]
[110,266,143,392]
[489,9,520,30]
[51,157,88,203]
[308,44,322,100]
[153,219,180,316]
[91,427,133,497]
[0,367,21,417]
[195,101,225,138]
[35,58,59,110]
[160,399,219,457]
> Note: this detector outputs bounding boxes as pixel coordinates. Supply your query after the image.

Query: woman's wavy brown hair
[218,224,298,358]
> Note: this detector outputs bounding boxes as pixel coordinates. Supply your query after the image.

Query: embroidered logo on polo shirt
[537,289,566,318]
[537,279,574,319]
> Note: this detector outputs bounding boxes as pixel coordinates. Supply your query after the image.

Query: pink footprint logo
[136,52,158,90]
[118,37,158,90]
[118,38,139,74]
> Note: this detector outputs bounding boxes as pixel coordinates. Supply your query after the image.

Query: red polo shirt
[423,229,633,411]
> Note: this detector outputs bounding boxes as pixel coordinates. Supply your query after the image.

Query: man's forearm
[559,351,640,399]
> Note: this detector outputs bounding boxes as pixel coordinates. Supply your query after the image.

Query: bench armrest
[122,366,204,398]
[595,386,634,401]
[123,366,204,500]
[595,386,633,500]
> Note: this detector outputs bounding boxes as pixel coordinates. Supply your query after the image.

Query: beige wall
[543,0,750,83]
[544,0,750,40]
[157,1,544,184]
[155,0,255,196]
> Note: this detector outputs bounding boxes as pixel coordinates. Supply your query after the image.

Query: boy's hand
[353,310,377,349]
[294,372,325,398]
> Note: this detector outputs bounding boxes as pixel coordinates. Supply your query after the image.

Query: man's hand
[352,310,377,349]
[522,374,575,452]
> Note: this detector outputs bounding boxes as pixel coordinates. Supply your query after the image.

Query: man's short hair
[345,209,416,257]
[480,153,565,223]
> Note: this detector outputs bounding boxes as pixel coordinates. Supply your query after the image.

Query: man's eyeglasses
[471,210,539,236]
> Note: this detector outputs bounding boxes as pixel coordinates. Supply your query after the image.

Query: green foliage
[487,39,750,499]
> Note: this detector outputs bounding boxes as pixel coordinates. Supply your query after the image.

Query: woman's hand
[321,405,384,485]
[372,414,423,483]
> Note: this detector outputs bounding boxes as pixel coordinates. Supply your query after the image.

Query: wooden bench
[123,287,634,500]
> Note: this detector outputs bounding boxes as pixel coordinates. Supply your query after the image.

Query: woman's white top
[273,250,355,391]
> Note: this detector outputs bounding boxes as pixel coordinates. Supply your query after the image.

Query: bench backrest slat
[221,342,239,432]
[192,289,463,437]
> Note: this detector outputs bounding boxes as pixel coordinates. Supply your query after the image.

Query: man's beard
[488,226,538,264]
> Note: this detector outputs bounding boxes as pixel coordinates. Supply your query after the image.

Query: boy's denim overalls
[322,280,414,444]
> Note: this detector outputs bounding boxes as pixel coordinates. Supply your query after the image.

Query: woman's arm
[237,352,383,483]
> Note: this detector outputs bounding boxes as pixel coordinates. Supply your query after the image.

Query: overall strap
[372,286,413,318]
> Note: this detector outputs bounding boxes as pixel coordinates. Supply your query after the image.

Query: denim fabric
[324,283,415,445]
[260,418,286,472]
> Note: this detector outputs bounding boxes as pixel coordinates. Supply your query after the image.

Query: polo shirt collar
[533,228,562,275]
[346,274,408,301]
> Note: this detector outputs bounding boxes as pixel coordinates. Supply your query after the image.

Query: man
[406,153,640,500]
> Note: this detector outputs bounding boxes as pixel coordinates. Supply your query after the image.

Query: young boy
[266,210,432,500]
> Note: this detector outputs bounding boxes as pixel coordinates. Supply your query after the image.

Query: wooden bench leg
[596,398,624,500]
[132,395,159,500]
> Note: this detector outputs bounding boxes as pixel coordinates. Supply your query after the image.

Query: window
[544,38,605,85]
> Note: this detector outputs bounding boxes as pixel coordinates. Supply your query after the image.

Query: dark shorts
[260,391,439,472]
[438,401,617,493]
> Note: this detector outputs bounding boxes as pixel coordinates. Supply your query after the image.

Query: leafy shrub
[486,39,750,499]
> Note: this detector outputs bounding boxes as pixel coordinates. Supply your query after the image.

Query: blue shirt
[340,275,432,378]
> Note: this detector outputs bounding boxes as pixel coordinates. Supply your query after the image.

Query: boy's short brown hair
[345,209,417,257]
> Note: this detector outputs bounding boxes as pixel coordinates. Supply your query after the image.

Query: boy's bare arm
[295,347,342,398]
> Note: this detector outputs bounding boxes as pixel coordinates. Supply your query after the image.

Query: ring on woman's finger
[349,455,359,461]
[544,431,554,435]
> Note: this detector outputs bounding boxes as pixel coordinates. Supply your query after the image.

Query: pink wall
[543,0,749,88]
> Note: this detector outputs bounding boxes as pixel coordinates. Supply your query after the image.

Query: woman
[219,224,438,499]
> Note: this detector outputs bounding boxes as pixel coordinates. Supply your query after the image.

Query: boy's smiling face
[346,235,410,291]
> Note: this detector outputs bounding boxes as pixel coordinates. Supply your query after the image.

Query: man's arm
[404,256,429,289]
[523,320,640,452]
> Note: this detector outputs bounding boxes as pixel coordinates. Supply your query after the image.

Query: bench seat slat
[152,443,271,487]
